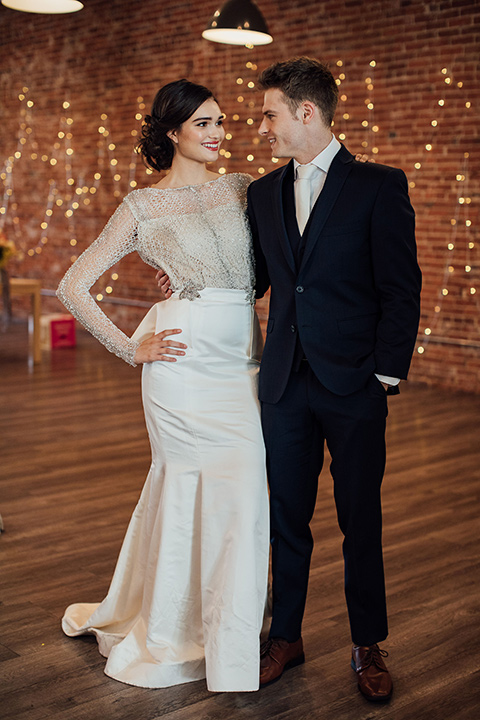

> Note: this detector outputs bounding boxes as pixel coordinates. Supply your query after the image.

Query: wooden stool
[0,277,42,364]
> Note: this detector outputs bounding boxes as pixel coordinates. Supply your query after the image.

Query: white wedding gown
[57,174,269,692]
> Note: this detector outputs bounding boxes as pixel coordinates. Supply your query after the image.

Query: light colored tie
[295,163,317,235]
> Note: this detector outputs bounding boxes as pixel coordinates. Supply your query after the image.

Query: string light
[409,68,476,356]
[0,90,151,300]
[223,62,264,173]
[335,59,350,142]
[417,147,477,355]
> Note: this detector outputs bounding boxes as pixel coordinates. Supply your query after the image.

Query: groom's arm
[247,183,271,300]
[371,168,422,379]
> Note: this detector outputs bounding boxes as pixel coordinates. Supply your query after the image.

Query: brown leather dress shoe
[260,637,305,687]
[351,644,393,701]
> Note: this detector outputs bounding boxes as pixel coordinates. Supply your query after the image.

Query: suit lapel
[299,145,354,273]
[271,160,296,273]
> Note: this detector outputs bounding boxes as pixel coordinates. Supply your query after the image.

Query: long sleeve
[57,199,141,366]
[247,183,270,300]
[371,168,422,378]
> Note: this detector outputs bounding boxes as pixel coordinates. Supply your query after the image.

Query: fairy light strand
[414,67,476,355]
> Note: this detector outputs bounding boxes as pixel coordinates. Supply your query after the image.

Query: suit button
[296,285,304,293]
[291,325,297,333]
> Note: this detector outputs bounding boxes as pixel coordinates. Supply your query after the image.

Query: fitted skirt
[62,288,270,692]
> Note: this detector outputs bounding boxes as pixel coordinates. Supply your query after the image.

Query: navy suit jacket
[247,144,422,403]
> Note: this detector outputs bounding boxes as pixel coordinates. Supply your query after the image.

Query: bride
[57,79,269,693]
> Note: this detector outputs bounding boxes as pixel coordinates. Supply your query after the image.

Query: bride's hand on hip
[134,328,187,363]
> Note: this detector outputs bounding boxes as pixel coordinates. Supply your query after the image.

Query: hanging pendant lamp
[1,1,83,13]
[202,0,273,46]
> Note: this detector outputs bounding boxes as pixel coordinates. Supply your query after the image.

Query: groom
[248,57,421,700]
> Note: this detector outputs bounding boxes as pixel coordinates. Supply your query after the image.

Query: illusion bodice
[57,173,254,365]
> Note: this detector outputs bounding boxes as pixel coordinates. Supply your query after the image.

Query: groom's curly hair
[258,57,339,126]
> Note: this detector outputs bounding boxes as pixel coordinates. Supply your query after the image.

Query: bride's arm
[57,200,142,365]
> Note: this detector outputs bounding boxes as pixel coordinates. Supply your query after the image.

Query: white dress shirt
[294,134,341,210]
[294,134,399,389]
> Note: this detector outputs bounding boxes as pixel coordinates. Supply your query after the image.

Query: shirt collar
[294,134,341,176]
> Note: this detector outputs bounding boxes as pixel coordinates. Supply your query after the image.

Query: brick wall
[1,0,479,391]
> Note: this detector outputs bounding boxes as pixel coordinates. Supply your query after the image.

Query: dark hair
[258,57,339,126]
[136,79,216,172]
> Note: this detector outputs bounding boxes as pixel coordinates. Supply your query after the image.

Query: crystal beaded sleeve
[57,200,141,365]
[57,173,254,366]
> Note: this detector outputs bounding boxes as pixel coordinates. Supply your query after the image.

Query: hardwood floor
[1,324,479,719]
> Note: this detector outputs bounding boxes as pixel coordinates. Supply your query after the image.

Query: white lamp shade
[202,27,273,46]
[203,0,273,46]
[1,1,84,13]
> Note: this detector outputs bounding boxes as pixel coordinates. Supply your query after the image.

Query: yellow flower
[0,231,17,269]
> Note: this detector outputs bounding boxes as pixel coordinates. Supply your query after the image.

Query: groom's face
[258,88,304,160]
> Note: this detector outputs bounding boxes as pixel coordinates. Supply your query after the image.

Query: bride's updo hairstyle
[136,79,217,172]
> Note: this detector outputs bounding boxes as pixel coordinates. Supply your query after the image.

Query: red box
[40,313,76,349]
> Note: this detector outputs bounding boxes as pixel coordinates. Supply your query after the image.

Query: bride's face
[168,98,225,164]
